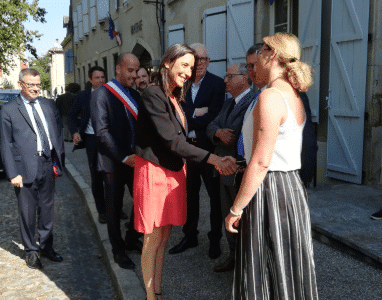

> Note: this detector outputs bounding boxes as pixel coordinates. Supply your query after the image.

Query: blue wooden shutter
[167,24,184,47]
[82,0,90,35]
[73,10,79,44]
[326,0,370,184]
[90,0,97,29]
[227,0,254,65]
[299,0,321,123]
[97,0,109,22]
[203,6,227,79]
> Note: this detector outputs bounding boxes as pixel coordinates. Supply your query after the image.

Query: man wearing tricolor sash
[91,53,142,269]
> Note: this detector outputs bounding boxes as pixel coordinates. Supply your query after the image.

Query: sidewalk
[63,142,382,299]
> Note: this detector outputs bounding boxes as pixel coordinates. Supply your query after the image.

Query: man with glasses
[0,68,65,269]
[206,63,255,272]
[170,43,226,259]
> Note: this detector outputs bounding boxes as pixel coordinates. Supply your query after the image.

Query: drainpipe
[160,0,165,56]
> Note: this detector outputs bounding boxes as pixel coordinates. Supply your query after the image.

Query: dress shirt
[188,75,206,138]
[21,94,53,152]
[85,88,95,134]
[234,88,251,105]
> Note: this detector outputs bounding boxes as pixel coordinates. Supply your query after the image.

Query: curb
[64,158,146,300]
[311,225,382,270]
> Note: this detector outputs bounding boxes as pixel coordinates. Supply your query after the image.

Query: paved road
[0,172,117,299]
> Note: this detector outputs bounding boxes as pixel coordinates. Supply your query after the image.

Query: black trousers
[182,159,222,243]
[85,134,105,215]
[102,165,141,255]
[16,155,55,253]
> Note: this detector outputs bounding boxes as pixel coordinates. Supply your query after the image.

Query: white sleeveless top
[241,88,306,171]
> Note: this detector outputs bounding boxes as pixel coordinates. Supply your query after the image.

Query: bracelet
[230,207,243,216]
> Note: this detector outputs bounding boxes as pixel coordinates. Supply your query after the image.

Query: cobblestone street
[0,172,117,299]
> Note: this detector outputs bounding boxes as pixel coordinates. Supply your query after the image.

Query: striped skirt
[232,170,318,300]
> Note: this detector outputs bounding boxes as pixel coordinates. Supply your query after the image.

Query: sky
[26,0,70,57]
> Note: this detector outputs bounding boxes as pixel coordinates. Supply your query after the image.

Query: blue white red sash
[104,78,138,120]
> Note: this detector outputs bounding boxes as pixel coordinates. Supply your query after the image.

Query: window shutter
[73,10,79,44]
[167,24,184,47]
[82,0,90,35]
[97,0,109,22]
[90,0,97,29]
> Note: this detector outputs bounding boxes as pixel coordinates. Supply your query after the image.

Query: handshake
[208,154,240,176]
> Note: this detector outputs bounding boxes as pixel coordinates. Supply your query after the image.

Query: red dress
[134,95,187,234]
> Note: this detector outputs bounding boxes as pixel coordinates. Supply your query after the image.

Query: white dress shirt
[85,88,95,134]
[188,75,206,138]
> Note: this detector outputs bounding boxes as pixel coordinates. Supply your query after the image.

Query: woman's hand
[210,155,238,175]
[225,212,241,233]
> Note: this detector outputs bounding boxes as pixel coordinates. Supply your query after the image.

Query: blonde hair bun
[263,32,313,92]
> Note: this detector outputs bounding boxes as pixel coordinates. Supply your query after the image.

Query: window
[103,57,108,82]
[88,63,91,78]
[83,66,86,87]
[113,53,118,76]
[65,49,74,73]
[270,0,298,35]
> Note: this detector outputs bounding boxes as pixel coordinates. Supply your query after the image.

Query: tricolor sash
[104,78,138,120]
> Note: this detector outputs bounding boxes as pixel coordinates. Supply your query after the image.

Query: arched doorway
[131,43,152,70]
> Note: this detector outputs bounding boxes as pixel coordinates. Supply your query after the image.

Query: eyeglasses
[20,81,41,89]
[195,57,210,63]
[224,74,244,80]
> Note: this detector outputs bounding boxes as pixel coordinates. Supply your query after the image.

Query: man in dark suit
[67,66,118,225]
[91,53,142,269]
[56,83,81,141]
[169,43,226,259]
[0,68,65,269]
[207,63,255,272]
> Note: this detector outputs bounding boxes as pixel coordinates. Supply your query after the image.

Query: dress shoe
[120,212,128,220]
[113,253,135,269]
[125,238,143,254]
[40,248,63,262]
[169,236,198,255]
[214,257,235,272]
[98,213,107,224]
[25,252,43,270]
[208,242,221,259]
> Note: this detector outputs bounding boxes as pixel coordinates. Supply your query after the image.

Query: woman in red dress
[134,43,236,300]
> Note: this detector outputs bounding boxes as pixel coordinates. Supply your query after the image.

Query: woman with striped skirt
[225,32,319,299]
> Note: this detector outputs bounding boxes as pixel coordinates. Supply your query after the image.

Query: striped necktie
[29,100,50,157]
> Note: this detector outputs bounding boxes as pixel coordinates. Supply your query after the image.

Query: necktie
[237,90,262,157]
[29,100,50,157]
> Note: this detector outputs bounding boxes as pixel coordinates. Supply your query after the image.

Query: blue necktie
[237,90,261,157]
[29,100,50,157]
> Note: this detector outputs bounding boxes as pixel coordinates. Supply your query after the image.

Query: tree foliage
[29,53,50,91]
[0,0,47,74]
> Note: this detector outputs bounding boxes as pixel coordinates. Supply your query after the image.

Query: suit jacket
[67,89,92,136]
[181,71,225,152]
[207,90,256,184]
[136,86,209,172]
[56,92,77,118]
[90,84,141,173]
[300,92,318,185]
[0,95,65,183]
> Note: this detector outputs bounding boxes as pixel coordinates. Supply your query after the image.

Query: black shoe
[209,242,221,259]
[169,236,198,255]
[114,253,135,269]
[25,252,43,269]
[40,248,63,262]
[120,212,128,220]
[214,257,235,272]
[125,238,143,254]
[98,213,107,224]
[371,209,382,220]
